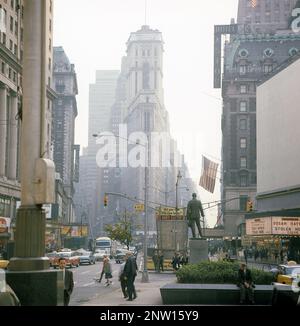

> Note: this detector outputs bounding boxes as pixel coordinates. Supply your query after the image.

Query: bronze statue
[186,193,205,238]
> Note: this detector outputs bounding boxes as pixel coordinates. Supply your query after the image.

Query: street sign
[134,203,144,212]
[155,207,185,220]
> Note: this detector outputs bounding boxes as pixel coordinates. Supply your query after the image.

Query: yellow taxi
[276,262,300,285]
[0,260,9,269]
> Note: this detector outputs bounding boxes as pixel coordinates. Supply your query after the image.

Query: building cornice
[0,45,22,74]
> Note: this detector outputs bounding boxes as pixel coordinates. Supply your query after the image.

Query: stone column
[8,92,18,180]
[0,85,7,176]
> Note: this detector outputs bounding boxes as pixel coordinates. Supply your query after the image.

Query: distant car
[46,252,59,267]
[94,249,109,262]
[274,263,300,285]
[78,251,96,265]
[115,249,131,264]
[53,252,80,268]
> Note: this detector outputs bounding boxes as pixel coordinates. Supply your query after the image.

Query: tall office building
[0,0,55,247]
[52,46,79,224]
[75,70,119,230]
[217,0,300,237]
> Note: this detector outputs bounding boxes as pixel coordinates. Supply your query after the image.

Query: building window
[14,44,17,56]
[49,19,52,32]
[10,16,13,32]
[240,101,247,112]
[240,138,247,149]
[9,39,13,51]
[240,157,247,169]
[147,49,150,56]
[240,174,248,187]
[2,33,6,46]
[13,71,16,82]
[263,64,273,74]
[8,67,11,79]
[264,48,274,58]
[11,0,14,9]
[239,49,248,58]
[135,48,138,56]
[20,28,23,42]
[14,21,18,36]
[240,119,247,130]
[239,65,247,75]
[49,38,51,51]
[240,85,247,94]
[1,62,5,74]
[142,50,145,57]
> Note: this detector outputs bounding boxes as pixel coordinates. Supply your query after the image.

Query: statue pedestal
[189,239,208,264]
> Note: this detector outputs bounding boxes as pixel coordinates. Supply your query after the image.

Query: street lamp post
[175,170,182,219]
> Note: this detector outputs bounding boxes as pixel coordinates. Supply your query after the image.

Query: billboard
[246,217,300,236]
[155,207,185,220]
[61,225,88,237]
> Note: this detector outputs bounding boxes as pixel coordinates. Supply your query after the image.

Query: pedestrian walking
[172,252,180,271]
[58,257,74,306]
[123,252,137,301]
[103,256,113,286]
[119,253,129,299]
[158,251,164,272]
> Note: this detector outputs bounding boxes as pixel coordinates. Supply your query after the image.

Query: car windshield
[287,267,300,275]
[59,252,71,258]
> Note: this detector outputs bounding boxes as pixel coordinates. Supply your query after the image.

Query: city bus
[95,237,116,258]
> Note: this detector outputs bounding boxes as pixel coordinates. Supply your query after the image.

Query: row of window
[0,31,21,58]
[135,48,158,57]
[0,59,17,83]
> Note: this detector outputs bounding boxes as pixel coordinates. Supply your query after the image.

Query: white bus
[95,237,116,258]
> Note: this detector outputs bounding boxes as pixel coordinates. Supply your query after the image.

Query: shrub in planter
[176,261,273,285]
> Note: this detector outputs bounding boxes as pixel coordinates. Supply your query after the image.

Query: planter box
[160,283,274,305]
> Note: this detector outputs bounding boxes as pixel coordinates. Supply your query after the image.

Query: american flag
[251,0,258,8]
[199,156,219,194]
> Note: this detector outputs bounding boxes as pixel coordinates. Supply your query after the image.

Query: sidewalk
[81,271,176,306]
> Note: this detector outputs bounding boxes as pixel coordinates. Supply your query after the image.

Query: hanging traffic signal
[104,195,108,207]
[246,199,253,212]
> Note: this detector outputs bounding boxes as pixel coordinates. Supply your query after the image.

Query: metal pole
[142,139,149,282]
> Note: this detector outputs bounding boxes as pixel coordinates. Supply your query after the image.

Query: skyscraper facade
[52,46,79,224]
[218,0,300,237]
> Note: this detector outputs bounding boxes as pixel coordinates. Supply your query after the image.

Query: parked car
[273,263,300,285]
[78,251,96,265]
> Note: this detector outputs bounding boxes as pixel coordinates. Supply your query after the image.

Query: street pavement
[70,257,176,306]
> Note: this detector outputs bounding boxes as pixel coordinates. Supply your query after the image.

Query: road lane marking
[80,271,91,275]
[82,282,95,287]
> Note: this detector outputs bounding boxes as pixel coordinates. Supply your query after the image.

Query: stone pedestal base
[189,239,208,264]
[6,270,64,306]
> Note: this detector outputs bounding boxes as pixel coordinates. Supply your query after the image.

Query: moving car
[53,251,80,268]
[115,249,131,264]
[273,263,300,285]
[78,251,96,265]
[94,249,110,261]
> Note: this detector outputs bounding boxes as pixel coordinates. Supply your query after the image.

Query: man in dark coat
[123,253,137,301]
[59,257,74,306]
[237,263,255,304]
[186,193,205,238]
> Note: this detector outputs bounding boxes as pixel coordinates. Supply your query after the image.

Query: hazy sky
[54,0,239,227]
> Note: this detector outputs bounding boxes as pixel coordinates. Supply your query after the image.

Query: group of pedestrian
[152,250,164,272]
[172,252,188,271]
[97,252,138,301]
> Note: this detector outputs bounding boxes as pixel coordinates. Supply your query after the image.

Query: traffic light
[104,195,108,207]
[246,199,253,212]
